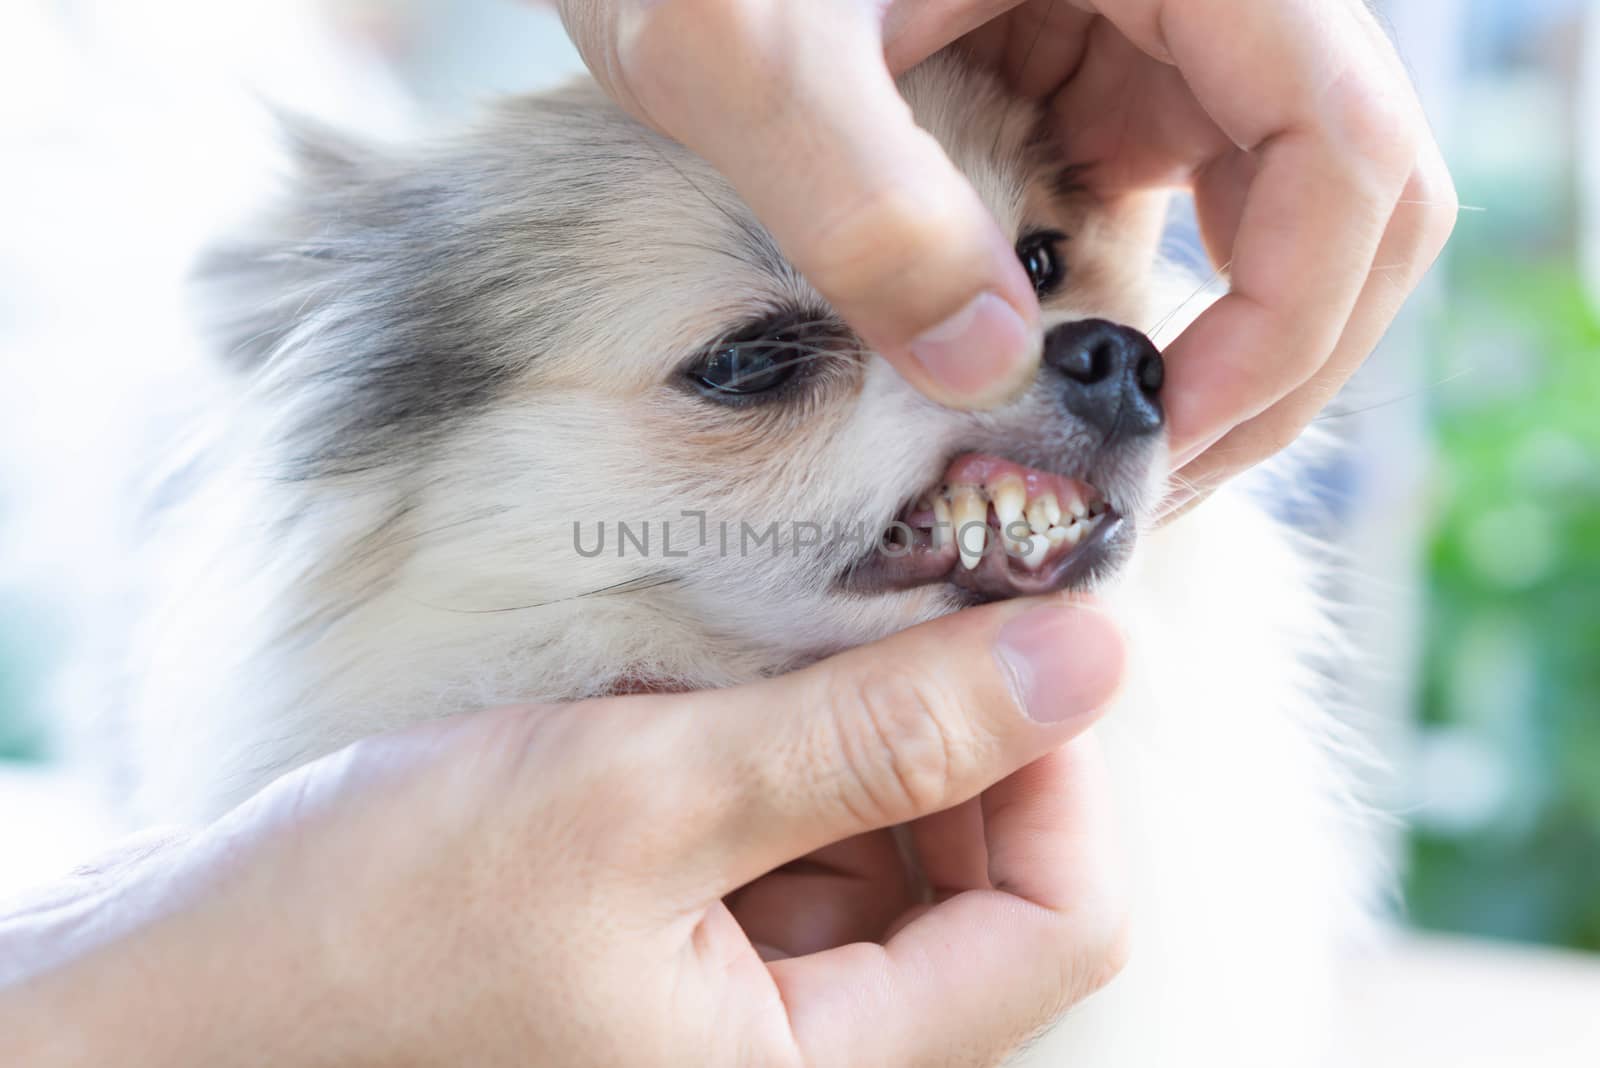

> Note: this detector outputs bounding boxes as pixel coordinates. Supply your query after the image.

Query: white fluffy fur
[1018,482,1369,1065]
[103,56,1374,1067]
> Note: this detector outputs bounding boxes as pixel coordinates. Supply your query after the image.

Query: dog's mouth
[841,452,1133,601]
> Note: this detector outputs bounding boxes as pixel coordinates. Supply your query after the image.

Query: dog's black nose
[1043,319,1165,444]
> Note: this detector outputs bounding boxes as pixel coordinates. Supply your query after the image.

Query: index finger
[770,736,1129,1066]
[563,0,1044,409]
[1080,0,1420,461]
[589,599,1123,902]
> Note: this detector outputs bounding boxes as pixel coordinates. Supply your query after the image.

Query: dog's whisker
[1313,368,1472,423]
[409,573,684,616]
[1164,470,1206,497]
[640,132,754,242]
[989,0,1061,163]
[657,240,765,269]
[1145,258,1232,340]
[716,351,868,391]
[369,507,515,553]
[1395,199,1486,213]
[701,318,847,346]
[692,339,883,391]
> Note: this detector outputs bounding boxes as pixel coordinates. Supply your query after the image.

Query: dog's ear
[189,119,374,372]
[185,112,542,477]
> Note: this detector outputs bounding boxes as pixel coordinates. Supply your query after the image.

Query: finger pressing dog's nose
[1043,319,1165,445]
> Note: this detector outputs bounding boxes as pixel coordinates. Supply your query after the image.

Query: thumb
[563,0,1043,409]
[646,598,1125,895]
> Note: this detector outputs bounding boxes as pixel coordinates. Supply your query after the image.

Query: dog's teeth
[1003,525,1033,559]
[949,485,988,571]
[1019,533,1052,570]
[1065,491,1089,520]
[932,494,953,550]
[1026,493,1060,534]
[991,476,1026,535]
[1047,523,1085,548]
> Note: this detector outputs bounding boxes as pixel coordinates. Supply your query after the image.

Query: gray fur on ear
[188,116,368,373]
[189,235,336,373]
[186,113,539,478]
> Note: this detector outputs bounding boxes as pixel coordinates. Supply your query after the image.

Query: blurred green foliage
[1409,254,1600,950]
[0,656,44,760]
[0,496,48,762]
[0,620,47,762]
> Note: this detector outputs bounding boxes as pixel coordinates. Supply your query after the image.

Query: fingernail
[909,292,1038,404]
[994,604,1125,724]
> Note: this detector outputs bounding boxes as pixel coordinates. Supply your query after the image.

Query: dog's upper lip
[838,452,1135,600]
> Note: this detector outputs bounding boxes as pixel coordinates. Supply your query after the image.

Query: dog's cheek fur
[107,53,1374,1068]
[139,54,1164,812]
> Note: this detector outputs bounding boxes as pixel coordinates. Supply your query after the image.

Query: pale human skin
[557,0,1458,511]
[1,601,1128,1066]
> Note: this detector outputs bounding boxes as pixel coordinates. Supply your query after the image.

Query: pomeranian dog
[115,52,1372,1066]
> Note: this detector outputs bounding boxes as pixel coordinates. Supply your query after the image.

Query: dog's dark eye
[1017,230,1068,297]
[690,337,800,397]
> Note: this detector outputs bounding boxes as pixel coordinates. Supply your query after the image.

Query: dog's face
[200,55,1174,689]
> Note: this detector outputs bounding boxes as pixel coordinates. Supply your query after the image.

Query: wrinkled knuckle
[829,664,965,826]
[1079,913,1134,996]
[1045,905,1133,1013]
[1327,72,1419,190]
[1257,413,1310,459]
[1414,163,1461,253]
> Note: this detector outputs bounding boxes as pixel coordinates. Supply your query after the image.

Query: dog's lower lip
[841,511,1126,598]
[947,512,1125,598]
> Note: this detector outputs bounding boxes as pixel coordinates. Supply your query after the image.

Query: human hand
[556,0,1455,505]
[3,600,1128,1067]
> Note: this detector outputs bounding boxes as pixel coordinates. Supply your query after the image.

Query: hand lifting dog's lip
[114,45,1360,1068]
[152,52,1175,815]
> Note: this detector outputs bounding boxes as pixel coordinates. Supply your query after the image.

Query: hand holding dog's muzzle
[1,600,1128,1067]
[555,0,1456,508]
